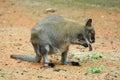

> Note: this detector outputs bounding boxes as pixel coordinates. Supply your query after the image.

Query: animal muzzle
[89,37,95,43]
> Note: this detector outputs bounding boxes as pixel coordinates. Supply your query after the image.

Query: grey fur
[11,15,95,67]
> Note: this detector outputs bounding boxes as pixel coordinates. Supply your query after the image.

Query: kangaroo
[11,15,95,67]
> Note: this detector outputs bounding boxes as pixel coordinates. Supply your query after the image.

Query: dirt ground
[0,0,120,80]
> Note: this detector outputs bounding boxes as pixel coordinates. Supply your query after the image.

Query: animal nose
[89,39,95,43]
[91,40,95,43]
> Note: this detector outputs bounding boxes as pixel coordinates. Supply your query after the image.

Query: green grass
[85,64,105,75]
[80,53,103,62]
[75,0,120,8]
[37,0,120,8]
[91,53,103,60]
[13,0,120,13]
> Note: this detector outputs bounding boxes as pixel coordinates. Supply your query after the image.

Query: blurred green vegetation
[85,64,105,75]
[37,0,120,8]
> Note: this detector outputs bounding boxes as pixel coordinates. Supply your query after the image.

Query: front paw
[88,44,92,51]
[82,43,88,47]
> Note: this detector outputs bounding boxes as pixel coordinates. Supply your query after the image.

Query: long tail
[10,54,41,62]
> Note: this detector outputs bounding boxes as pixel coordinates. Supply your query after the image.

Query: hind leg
[32,43,42,62]
[61,47,69,65]
[40,45,52,67]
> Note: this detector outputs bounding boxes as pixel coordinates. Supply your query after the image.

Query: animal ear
[85,18,92,26]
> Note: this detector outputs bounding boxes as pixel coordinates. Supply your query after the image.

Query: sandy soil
[0,0,120,80]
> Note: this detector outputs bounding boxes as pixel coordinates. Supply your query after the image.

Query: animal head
[84,18,95,43]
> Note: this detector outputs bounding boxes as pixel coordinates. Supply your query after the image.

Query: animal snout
[90,39,95,43]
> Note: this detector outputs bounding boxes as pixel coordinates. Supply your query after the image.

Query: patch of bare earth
[0,1,120,80]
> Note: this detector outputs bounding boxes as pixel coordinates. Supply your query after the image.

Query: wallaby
[11,15,95,67]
